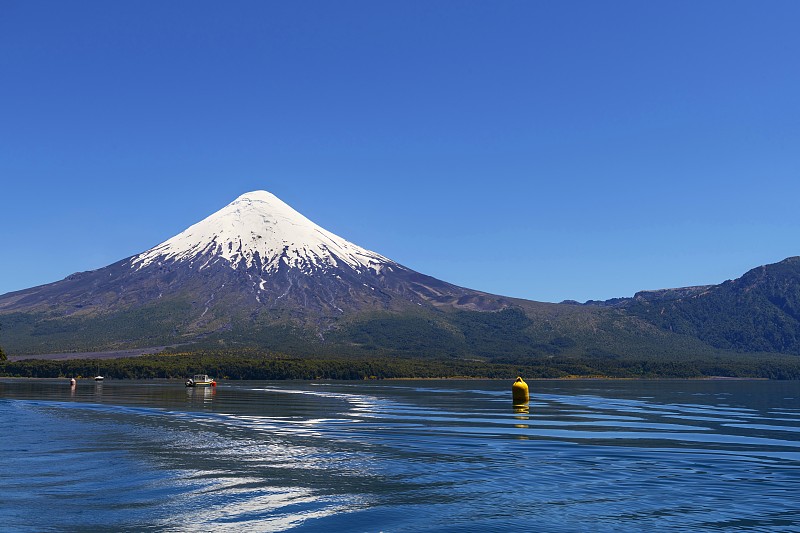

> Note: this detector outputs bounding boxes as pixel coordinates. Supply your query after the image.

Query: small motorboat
[94,375,104,381]
[186,374,217,387]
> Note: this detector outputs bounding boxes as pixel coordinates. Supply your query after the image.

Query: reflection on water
[0,379,799,532]
[186,385,215,405]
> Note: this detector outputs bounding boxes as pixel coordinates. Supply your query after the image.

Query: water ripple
[1,378,799,532]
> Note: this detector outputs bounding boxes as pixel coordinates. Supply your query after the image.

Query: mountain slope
[624,257,800,354]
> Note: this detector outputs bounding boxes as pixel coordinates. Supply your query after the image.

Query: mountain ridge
[622,256,800,354]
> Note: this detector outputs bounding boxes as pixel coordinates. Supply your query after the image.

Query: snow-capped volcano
[0,190,509,345]
[132,191,394,276]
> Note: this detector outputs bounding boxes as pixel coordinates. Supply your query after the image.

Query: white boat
[186,374,217,387]
[94,375,104,381]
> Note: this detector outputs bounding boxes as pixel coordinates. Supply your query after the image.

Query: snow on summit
[132,191,394,274]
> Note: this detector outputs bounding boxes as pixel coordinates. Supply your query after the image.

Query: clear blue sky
[2,1,799,303]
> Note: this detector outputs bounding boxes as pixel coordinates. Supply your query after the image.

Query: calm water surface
[1,379,798,532]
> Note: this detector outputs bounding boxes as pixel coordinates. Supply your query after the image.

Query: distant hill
[622,257,800,354]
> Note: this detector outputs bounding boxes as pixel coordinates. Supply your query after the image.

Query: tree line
[2,350,800,380]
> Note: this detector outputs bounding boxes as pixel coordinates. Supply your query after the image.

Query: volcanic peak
[131,190,394,275]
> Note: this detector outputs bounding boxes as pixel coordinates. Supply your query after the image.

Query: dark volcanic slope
[0,252,509,318]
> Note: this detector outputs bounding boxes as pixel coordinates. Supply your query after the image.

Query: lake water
[1,379,799,532]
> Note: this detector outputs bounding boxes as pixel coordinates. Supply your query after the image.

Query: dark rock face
[632,286,713,303]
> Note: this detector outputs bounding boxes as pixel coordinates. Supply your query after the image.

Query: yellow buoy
[512,376,529,404]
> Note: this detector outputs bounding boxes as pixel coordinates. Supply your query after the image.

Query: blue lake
[1,378,799,532]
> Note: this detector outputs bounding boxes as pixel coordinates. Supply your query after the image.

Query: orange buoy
[512,376,529,404]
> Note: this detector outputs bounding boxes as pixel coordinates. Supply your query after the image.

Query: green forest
[3,349,800,380]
